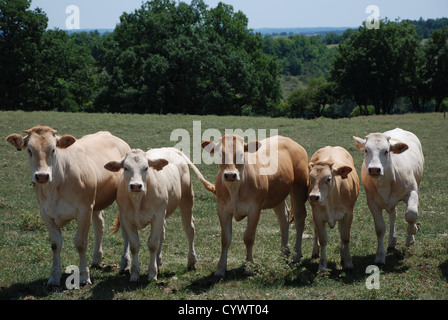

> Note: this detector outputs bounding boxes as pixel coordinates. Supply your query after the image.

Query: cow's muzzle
[368,167,382,177]
[34,173,50,184]
[223,172,239,182]
[130,183,143,192]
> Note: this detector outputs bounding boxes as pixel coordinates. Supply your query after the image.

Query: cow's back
[65,131,130,210]
[256,136,308,209]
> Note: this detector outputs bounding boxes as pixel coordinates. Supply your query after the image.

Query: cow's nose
[368,167,381,176]
[224,173,237,181]
[309,194,320,202]
[35,173,49,183]
[130,183,143,192]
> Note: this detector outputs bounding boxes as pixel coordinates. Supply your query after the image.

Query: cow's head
[308,161,352,205]
[201,134,261,184]
[6,126,76,184]
[104,149,168,193]
[353,133,408,177]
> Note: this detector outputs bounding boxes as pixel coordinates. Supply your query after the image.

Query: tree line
[0,0,447,118]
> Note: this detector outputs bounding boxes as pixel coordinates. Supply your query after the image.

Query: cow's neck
[224,181,241,215]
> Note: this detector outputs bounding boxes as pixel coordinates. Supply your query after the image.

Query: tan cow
[104,148,215,282]
[6,126,130,286]
[202,134,309,277]
[308,146,359,271]
[353,128,424,265]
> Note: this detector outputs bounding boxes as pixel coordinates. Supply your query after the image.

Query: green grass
[0,111,447,300]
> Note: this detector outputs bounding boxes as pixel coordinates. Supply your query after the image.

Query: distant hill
[65,28,114,35]
[253,27,354,36]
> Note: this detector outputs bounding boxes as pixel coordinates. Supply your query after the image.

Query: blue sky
[31,0,448,30]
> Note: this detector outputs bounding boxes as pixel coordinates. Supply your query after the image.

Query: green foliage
[0,0,47,110]
[262,34,336,78]
[95,0,281,116]
[330,19,421,115]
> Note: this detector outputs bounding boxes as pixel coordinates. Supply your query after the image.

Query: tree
[0,0,47,110]
[330,19,420,115]
[34,30,96,112]
[424,26,448,112]
[95,0,281,115]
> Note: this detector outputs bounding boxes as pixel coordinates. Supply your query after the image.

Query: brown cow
[308,146,359,271]
[6,126,130,286]
[202,134,309,277]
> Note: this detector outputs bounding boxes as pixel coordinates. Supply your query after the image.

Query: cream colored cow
[105,148,215,282]
[308,146,359,271]
[6,126,130,286]
[202,134,309,278]
[353,128,424,265]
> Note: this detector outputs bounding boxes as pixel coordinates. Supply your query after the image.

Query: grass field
[0,111,447,300]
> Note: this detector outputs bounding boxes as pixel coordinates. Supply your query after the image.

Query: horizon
[30,0,448,31]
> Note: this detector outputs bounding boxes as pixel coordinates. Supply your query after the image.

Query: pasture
[0,110,447,300]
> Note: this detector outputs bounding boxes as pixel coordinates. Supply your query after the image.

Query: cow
[308,146,359,271]
[353,128,424,265]
[104,148,215,282]
[201,134,309,278]
[6,126,130,286]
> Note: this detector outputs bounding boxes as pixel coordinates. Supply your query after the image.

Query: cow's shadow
[184,248,409,294]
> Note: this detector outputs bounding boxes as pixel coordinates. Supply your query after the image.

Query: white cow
[104,148,215,282]
[353,128,424,265]
[6,126,130,286]
[308,146,359,271]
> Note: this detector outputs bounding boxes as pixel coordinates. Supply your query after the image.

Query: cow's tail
[175,149,216,195]
[288,200,294,224]
[110,212,121,234]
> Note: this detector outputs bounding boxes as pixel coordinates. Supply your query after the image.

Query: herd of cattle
[6,125,424,287]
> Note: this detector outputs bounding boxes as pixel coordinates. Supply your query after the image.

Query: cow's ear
[353,136,366,150]
[148,158,169,171]
[104,160,124,172]
[308,162,314,171]
[201,141,216,154]
[335,166,352,179]
[390,142,408,154]
[245,141,261,153]
[6,134,26,151]
[57,135,76,149]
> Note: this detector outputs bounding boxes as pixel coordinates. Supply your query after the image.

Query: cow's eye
[384,150,389,156]
[28,149,32,157]
[365,149,368,155]
[124,167,129,172]
[51,148,56,155]
[144,167,148,172]
[326,177,331,183]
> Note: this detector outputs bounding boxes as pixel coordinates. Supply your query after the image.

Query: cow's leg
[273,200,290,254]
[244,209,261,264]
[147,213,165,281]
[405,190,419,247]
[180,192,198,270]
[155,220,166,275]
[339,212,353,270]
[216,206,232,278]
[367,199,386,265]
[290,185,307,263]
[42,215,63,287]
[311,225,320,259]
[386,206,398,251]
[121,217,140,282]
[91,210,104,268]
[119,219,131,274]
[74,209,93,285]
[313,219,328,271]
